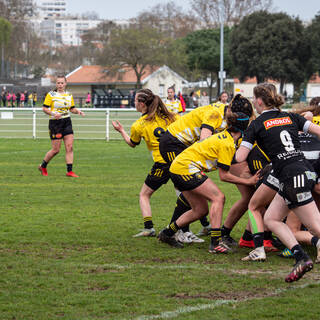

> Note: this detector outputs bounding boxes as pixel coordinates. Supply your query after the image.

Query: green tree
[183,28,233,99]
[0,17,11,45]
[0,0,36,78]
[98,26,167,88]
[0,17,12,77]
[230,11,310,96]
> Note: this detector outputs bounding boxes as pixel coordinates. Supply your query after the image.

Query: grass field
[1,138,320,320]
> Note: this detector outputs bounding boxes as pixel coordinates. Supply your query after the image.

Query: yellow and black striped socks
[163,221,179,237]
[144,217,153,229]
[211,228,221,246]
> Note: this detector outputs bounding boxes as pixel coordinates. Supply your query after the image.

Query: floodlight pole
[219,1,224,94]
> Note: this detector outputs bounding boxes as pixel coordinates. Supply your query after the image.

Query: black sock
[170,194,191,232]
[221,225,232,237]
[67,163,73,172]
[291,244,308,263]
[242,229,253,241]
[311,236,319,247]
[200,215,210,227]
[264,231,272,240]
[252,232,264,248]
[163,221,180,237]
[210,228,221,246]
[41,160,48,168]
[144,217,153,229]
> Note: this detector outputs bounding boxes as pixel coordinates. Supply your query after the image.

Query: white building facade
[35,0,67,18]
[40,18,102,46]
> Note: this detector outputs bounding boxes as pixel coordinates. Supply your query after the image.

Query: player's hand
[248,170,261,185]
[78,110,85,116]
[112,120,123,132]
[53,112,62,119]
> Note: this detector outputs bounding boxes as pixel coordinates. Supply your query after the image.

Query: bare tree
[190,0,273,27]
[98,26,167,88]
[133,1,198,38]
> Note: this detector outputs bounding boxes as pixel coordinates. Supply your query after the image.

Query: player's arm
[235,145,251,163]
[70,96,85,116]
[70,107,85,116]
[42,105,60,118]
[112,120,135,148]
[200,127,213,140]
[42,93,61,119]
[307,122,320,139]
[219,167,259,186]
[302,111,313,121]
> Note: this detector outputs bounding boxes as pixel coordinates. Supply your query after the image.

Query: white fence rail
[0,108,142,140]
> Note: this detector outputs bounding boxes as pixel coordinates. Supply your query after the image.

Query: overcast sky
[66,0,320,22]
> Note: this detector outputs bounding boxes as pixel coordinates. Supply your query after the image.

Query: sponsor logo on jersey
[264,117,292,130]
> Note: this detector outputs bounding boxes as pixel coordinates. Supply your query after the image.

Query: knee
[212,192,225,206]
[192,204,208,218]
[66,145,73,153]
[248,199,258,213]
[51,148,60,156]
[263,215,272,230]
[140,189,152,199]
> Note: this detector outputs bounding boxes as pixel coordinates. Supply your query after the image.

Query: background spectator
[1,90,6,107]
[32,92,37,107]
[85,92,91,106]
[20,92,25,107]
[128,90,135,108]
[199,91,209,107]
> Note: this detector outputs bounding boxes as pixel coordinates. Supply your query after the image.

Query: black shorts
[277,160,316,209]
[144,162,171,191]
[159,131,187,164]
[247,145,270,175]
[261,169,280,192]
[49,118,73,140]
[169,171,208,191]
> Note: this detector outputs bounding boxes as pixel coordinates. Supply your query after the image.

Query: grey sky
[66,0,320,22]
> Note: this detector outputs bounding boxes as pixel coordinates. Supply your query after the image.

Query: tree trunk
[133,66,143,89]
[216,72,220,97]
[206,72,215,102]
[279,80,285,94]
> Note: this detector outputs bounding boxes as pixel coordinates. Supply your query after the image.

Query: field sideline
[1,139,320,319]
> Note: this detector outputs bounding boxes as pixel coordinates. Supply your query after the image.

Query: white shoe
[133,228,156,238]
[174,230,193,243]
[196,225,211,236]
[184,231,205,243]
[242,246,266,261]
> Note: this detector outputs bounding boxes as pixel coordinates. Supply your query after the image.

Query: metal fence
[0,108,143,140]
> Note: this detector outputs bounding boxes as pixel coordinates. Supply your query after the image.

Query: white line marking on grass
[135,300,235,320]
[133,281,320,320]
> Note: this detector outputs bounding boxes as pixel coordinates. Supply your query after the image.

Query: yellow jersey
[43,91,75,119]
[130,113,175,163]
[167,102,227,146]
[165,98,183,114]
[312,116,320,126]
[170,130,236,175]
